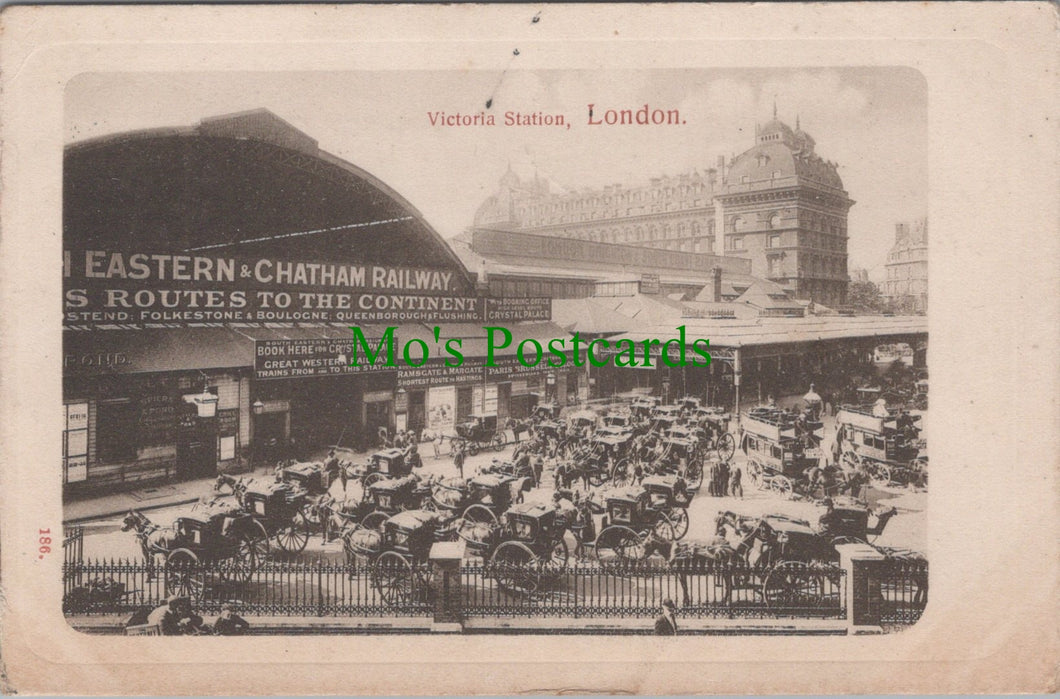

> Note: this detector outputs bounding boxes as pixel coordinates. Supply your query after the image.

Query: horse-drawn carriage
[530,401,560,422]
[566,410,598,433]
[366,474,433,517]
[677,396,701,412]
[713,511,846,609]
[279,461,329,495]
[596,412,634,438]
[581,486,678,564]
[459,502,570,595]
[629,395,660,418]
[453,414,507,455]
[641,475,692,540]
[532,419,567,457]
[350,448,416,489]
[430,471,528,525]
[740,408,824,498]
[482,454,541,488]
[581,431,636,488]
[342,509,446,605]
[239,481,314,555]
[647,435,705,492]
[836,405,925,486]
[128,506,267,601]
[693,407,736,460]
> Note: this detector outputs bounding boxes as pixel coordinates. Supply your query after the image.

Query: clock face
[770,213,782,229]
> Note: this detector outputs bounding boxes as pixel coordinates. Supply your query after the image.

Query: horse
[120,510,181,577]
[876,546,928,605]
[213,474,255,508]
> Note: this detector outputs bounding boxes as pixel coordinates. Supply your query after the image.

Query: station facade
[62,110,579,496]
[471,112,852,307]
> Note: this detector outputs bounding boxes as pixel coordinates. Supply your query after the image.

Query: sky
[66,68,927,282]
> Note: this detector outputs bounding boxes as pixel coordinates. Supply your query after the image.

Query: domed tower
[713,113,854,307]
[472,163,524,230]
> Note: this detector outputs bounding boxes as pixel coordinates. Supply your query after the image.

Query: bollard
[429,540,465,632]
[836,542,887,634]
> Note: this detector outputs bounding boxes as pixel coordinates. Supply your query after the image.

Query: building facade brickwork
[472,113,853,307]
[882,217,928,313]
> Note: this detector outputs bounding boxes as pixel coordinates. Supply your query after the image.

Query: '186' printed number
[38,528,52,559]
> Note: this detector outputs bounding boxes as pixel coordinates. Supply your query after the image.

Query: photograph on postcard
[60,67,929,637]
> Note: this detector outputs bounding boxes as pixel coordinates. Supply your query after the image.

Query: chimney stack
[712,266,723,302]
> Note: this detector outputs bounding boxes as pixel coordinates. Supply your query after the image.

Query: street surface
[73,410,927,563]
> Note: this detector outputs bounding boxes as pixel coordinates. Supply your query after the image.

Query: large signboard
[255,338,577,382]
[484,297,551,322]
[397,361,483,388]
[63,249,480,327]
[254,338,396,380]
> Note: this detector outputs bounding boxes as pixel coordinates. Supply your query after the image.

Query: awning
[62,321,577,378]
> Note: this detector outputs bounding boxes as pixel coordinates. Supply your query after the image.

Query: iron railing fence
[63,558,432,617]
[65,557,927,626]
[62,527,84,584]
[877,558,928,625]
[462,560,847,620]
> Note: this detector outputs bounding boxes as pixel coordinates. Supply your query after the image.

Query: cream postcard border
[1,3,1057,694]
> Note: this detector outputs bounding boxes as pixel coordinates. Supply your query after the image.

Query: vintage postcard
[0,3,1056,695]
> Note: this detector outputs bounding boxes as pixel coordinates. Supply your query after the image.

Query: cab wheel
[716,433,736,461]
[275,509,311,554]
[165,549,204,601]
[372,551,415,606]
[490,541,541,595]
[668,508,690,540]
[770,475,793,498]
[359,511,388,532]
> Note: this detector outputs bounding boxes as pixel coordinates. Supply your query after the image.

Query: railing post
[836,543,886,634]
[428,541,465,632]
[317,560,325,617]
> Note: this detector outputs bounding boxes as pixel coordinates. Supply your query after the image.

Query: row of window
[886,263,928,279]
[547,220,715,246]
[521,181,713,217]
[521,200,710,226]
[487,278,592,299]
[727,232,845,254]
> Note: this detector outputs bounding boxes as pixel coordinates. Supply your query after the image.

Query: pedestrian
[322,448,345,492]
[147,595,204,636]
[453,440,466,479]
[847,469,865,499]
[707,460,719,497]
[654,598,678,635]
[717,460,730,497]
[803,383,823,421]
[213,604,250,635]
[729,465,743,498]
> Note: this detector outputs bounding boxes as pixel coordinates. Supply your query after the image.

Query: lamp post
[251,399,264,470]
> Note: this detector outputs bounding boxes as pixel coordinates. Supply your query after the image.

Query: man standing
[654,598,678,635]
[729,465,743,499]
[453,440,466,479]
[323,449,345,492]
[803,383,823,421]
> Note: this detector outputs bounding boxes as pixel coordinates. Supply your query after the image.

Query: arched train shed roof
[64,109,472,281]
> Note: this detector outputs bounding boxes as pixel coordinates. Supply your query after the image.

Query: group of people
[707,459,742,498]
[145,595,250,636]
